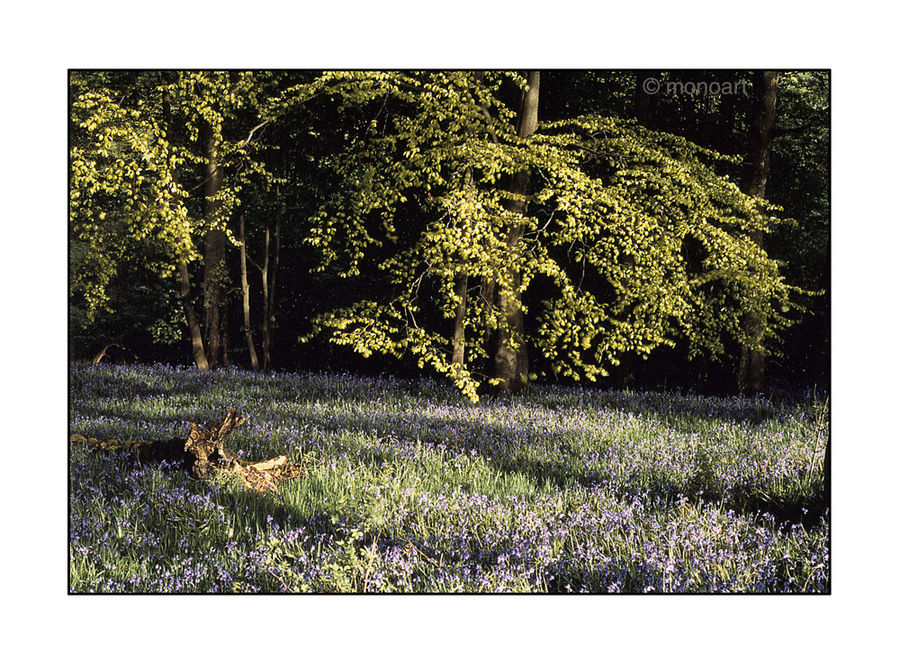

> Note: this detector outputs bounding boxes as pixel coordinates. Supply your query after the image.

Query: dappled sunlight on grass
[69,364,828,593]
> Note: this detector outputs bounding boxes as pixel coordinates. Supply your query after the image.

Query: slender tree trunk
[260,186,281,371]
[451,273,468,368]
[162,72,209,371]
[239,214,261,371]
[178,261,209,371]
[222,306,230,366]
[260,224,271,370]
[200,121,227,369]
[268,200,281,369]
[738,71,779,394]
[493,70,539,393]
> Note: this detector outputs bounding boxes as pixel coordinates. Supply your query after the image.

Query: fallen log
[70,408,301,493]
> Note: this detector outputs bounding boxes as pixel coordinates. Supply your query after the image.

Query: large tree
[490,70,540,392]
[300,70,803,400]
[737,71,780,394]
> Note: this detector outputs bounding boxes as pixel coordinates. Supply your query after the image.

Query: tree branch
[773,117,828,138]
[247,253,263,273]
[239,120,271,148]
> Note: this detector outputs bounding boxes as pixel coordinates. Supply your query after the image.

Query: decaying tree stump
[70,408,301,493]
[92,343,139,366]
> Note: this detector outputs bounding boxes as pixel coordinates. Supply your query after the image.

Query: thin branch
[187,165,224,193]
[773,117,828,138]
[247,253,263,273]
[239,120,271,148]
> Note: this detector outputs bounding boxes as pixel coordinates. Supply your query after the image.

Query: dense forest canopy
[68,70,830,398]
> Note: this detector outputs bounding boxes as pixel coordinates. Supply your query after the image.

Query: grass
[68,363,829,593]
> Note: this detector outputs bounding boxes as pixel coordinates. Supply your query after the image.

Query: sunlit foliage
[299,72,805,399]
[69,71,278,319]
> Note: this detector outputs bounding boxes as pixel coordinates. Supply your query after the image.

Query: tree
[300,71,803,400]
[200,111,228,368]
[238,212,261,371]
[244,175,285,372]
[737,71,779,394]
[764,71,830,388]
[163,71,209,371]
[563,69,827,392]
[70,72,195,323]
[492,70,539,392]
[69,71,279,370]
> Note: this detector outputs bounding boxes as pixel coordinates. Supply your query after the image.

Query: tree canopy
[68,70,829,397]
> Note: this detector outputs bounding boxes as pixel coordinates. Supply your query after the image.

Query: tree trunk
[451,273,468,368]
[239,213,261,371]
[161,72,209,371]
[738,71,779,395]
[222,300,231,366]
[178,261,209,371]
[200,120,227,369]
[493,71,539,393]
[480,275,497,366]
[262,186,282,371]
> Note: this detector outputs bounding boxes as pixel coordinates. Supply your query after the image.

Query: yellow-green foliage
[302,72,804,400]
[70,71,805,399]
[69,71,280,320]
